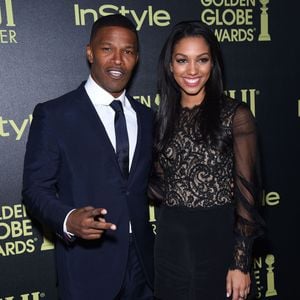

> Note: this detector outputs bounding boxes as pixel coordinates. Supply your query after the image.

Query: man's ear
[86,45,93,64]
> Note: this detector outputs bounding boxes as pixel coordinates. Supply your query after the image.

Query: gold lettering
[241,89,256,116]
[0,291,41,300]
[0,220,33,239]
[149,205,156,222]
[253,256,262,269]
[201,8,253,26]
[0,204,27,220]
[0,222,10,239]
[153,10,170,27]
[74,4,80,25]
[200,0,256,7]
[99,4,119,17]
[0,29,16,43]
[133,95,152,108]
[20,292,41,300]
[9,118,29,140]
[5,0,15,26]
[131,9,147,31]
[261,190,280,206]
[0,116,10,136]
[0,114,32,140]
[74,4,171,30]
[224,89,257,116]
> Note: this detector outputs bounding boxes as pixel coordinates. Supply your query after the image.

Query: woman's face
[170,36,212,105]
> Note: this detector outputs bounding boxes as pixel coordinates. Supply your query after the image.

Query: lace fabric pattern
[153,98,263,272]
[159,100,238,208]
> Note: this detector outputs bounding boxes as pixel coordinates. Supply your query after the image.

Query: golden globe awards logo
[253,254,278,298]
[199,0,271,42]
[0,204,54,257]
[73,4,171,31]
[0,0,17,44]
[0,204,35,256]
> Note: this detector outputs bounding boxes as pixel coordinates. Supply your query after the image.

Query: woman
[149,21,264,300]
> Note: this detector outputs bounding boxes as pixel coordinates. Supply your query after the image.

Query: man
[22,14,154,300]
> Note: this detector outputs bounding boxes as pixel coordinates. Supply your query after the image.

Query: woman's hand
[226,269,251,300]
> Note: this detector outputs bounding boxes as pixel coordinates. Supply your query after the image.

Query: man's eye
[124,49,134,55]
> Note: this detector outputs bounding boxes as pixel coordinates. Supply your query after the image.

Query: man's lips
[107,68,125,79]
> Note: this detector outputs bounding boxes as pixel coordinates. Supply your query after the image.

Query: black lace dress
[151,99,263,300]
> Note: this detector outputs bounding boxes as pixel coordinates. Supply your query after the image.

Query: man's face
[86,26,139,98]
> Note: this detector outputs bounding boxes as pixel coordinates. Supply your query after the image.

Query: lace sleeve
[230,103,264,273]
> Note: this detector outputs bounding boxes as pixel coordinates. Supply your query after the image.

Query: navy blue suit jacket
[22,83,155,300]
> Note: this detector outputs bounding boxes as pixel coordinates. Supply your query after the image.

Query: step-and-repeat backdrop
[1,1,299,299]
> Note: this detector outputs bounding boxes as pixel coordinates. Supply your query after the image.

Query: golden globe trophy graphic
[0,0,15,27]
[258,0,271,41]
[265,254,278,296]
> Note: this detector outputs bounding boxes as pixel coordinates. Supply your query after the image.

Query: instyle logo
[0,0,17,43]
[200,0,271,42]
[0,114,32,141]
[74,4,171,31]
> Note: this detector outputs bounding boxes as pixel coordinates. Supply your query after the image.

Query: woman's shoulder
[220,96,253,129]
[221,96,255,129]
[221,96,253,118]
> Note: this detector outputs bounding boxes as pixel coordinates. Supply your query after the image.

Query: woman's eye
[199,57,209,63]
[176,59,187,64]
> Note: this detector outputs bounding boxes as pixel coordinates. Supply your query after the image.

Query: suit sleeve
[22,103,73,239]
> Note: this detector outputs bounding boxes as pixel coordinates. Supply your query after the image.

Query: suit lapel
[75,83,121,174]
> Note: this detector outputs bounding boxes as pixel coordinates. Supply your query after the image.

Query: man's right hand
[66,206,117,240]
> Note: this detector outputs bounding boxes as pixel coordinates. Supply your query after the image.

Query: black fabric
[115,235,154,300]
[154,205,234,300]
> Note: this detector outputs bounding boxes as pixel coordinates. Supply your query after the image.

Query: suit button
[126,191,130,196]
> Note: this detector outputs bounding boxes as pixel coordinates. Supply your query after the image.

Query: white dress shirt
[84,75,137,167]
[63,75,138,236]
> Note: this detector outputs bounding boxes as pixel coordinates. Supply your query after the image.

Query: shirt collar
[84,75,127,107]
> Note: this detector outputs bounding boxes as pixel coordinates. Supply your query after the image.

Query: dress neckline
[180,103,202,112]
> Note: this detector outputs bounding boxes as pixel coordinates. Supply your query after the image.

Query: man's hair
[90,14,138,47]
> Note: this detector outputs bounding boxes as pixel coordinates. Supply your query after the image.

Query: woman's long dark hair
[155,21,228,152]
